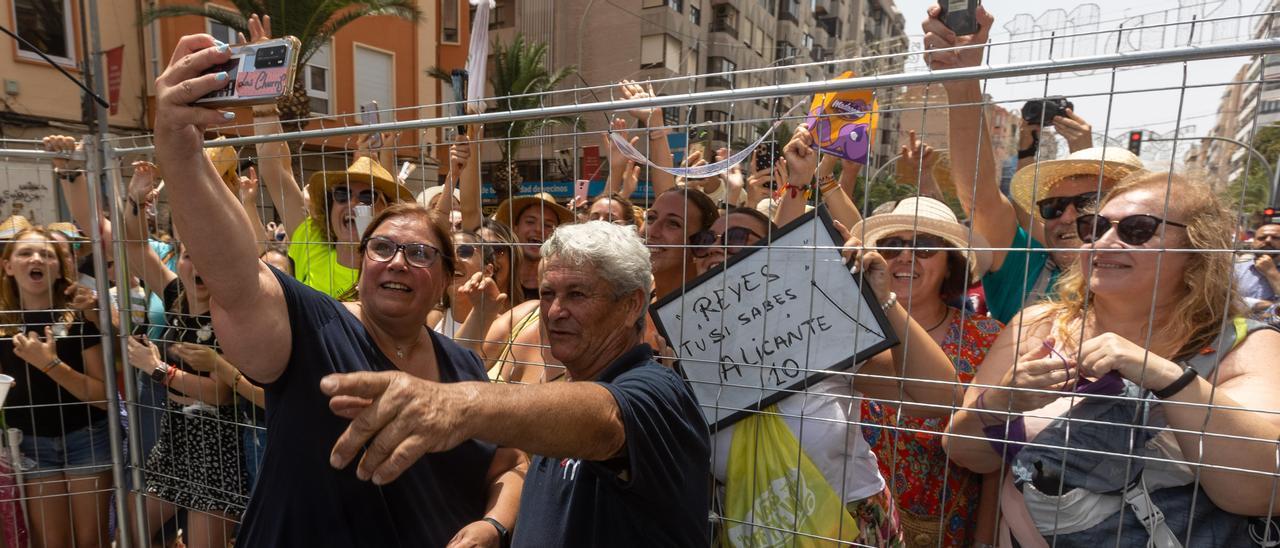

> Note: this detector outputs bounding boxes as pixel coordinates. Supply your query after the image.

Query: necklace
[924,308,952,333]
[393,328,426,359]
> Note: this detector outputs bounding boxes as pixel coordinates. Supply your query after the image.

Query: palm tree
[430,34,580,196]
[143,0,420,128]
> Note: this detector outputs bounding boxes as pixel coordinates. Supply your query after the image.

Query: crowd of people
[4,4,1280,548]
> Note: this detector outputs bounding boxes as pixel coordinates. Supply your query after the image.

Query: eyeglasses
[875,235,950,260]
[363,236,441,268]
[1075,214,1188,246]
[689,226,765,258]
[1035,191,1099,220]
[455,243,477,260]
[331,186,381,205]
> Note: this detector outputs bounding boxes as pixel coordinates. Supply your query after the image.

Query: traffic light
[1128,130,1143,156]
[1267,208,1277,217]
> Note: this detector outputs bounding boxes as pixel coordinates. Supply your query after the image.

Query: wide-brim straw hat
[1010,146,1145,218]
[46,222,86,241]
[492,192,573,229]
[205,140,241,192]
[305,156,414,222]
[0,215,32,240]
[851,196,992,279]
[417,185,461,208]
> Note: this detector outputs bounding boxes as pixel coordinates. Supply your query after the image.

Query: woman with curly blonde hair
[945,172,1280,546]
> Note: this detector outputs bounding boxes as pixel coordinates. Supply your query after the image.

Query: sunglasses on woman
[1035,191,1098,220]
[363,236,441,268]
[1075,214,1188,246]
[875,235,950,260]
[331,186,381,205]
[689,227,765,258]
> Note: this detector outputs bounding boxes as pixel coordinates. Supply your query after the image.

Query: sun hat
[46,222,87,241]
[851,196,992,278]
[305,156,414,223]
[417,185,462,209]
[492,192,573,230]
[0,215,32,240]
[1010,146,1145,219]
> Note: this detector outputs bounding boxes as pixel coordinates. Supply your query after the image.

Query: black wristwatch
[482,517,509,544]
[150,362,170,384]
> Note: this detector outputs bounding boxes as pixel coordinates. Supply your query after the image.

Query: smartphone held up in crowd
[940,0,982,36]
[195,36,301,108]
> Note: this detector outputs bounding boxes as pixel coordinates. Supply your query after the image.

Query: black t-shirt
[1,310,105,438]
[156,279,221,398]
[236,267,496,547]
[512,344,711,548]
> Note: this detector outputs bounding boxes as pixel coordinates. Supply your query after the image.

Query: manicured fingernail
[214,41,228,53]
[215,71,228,81]
[222,111,236,120]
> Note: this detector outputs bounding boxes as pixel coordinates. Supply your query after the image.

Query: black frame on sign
[651,205,900,432]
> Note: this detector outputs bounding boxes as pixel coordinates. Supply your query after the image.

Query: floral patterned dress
[861,310,1003,547]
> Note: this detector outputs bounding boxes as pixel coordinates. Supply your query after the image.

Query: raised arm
[452,129,484,232]
[153,30,291,384]
[122,162,178,294]
[43,136,107,240]
[620,81,676,195]
[924,5,1022,270]
[821,158,863,228]
[772,125,819,227]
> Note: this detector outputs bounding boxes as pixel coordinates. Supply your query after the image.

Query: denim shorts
[18,419,114,478]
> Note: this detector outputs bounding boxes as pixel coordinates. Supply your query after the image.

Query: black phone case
[941,0,981,36]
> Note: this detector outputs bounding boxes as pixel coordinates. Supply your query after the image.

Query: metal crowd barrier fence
[0,12,1279,546]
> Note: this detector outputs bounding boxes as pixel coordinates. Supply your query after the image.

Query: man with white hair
[323,221,710,547]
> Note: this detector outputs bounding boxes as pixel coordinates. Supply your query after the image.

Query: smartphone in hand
[940,0,981,36]
[359,101,382,149]
[195,37,301,107]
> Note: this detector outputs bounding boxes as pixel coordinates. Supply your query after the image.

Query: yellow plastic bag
[723,405,859,547]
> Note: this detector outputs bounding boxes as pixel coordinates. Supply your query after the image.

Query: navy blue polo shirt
[512,344,711,547]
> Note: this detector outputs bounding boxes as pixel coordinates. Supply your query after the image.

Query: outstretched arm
[153,29,291,384]
[924,5,1024,270]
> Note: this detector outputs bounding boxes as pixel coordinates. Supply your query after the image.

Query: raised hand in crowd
[603,117,639,196]
[771,124,819,226]
[718,147,745,207]
[43,135,104,239]
[1051,108,1093,153]
[898,129,942,199]
[450,127,484,233]
[619,80,675,194]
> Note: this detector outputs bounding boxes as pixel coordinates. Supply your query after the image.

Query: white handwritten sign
[652,208,897,430]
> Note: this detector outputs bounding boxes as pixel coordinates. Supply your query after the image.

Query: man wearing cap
[493,193,573,301]
[254,107,413,297]
[924,6,1144,323]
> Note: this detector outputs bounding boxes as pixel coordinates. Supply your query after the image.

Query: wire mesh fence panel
[2,5,1280,547]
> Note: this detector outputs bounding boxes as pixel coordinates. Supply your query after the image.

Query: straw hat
[851,196,992,278]
[47,222,86,241]
[305,156,414,222]
[0,215,31,240]
[1010,146,1145,218]
[205,139,241,193]
[417,185,461,209]
[492,192,573,230]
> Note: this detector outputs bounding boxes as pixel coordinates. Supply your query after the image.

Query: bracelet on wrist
[1152,367,1198,399]
[165,365,179,386]
[42,357,63,373]
[880,291,898,311]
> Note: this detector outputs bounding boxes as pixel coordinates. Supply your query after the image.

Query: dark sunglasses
[456,243,478,260]
[331,186,380,205]
[689,226,765,258]
[1076,214,1188,246]
[875,235,950,260]
[363,236,441,268]
[1035,191,1099,220]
